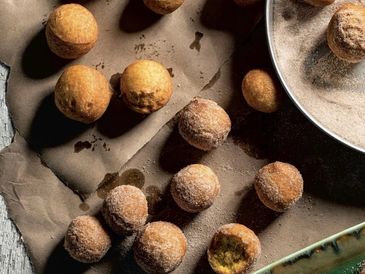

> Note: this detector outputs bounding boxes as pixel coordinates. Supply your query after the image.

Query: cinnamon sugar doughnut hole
[102,185,148,235]
[171,164,220,213]
[254,161,304,212]
[327,3,365,63]
[178,98,231,151]
[134,221,187,273]
[64,215,111,263]
[208,223,261,274]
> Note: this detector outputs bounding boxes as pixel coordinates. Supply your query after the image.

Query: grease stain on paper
[97,169,145,199]
[167,67,175,78]
[189,31,204,52]
[134,40,175,59]
[94,61,105,70]
[134,43,146,54]
[74,135,110,153]
[145,185,162,215]
[79,202,90,211]
[74,141,92,153]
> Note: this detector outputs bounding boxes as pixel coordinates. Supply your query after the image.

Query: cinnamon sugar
[171,164,221,212]
[102,185,148,235]
[134,221,187,273]
[272,0,365,150]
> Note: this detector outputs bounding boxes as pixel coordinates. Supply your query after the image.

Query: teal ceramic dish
[254,222,365,274]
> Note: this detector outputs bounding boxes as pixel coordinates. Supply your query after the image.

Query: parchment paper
[0,0,262,197]
[1,21,365,274]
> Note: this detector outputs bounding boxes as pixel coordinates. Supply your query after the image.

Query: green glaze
[254,222,365,274]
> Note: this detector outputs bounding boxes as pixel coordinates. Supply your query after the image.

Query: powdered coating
[171,164,220,213]
[254,162,303,212]
[64,215,111,263]
[272,0,365,151]
[102,185,148,235]
[327,3,365,63]
[178,98,231,151]
[208,223,261,274]
[134,221,187,273]
[143,0,184,14]
[46,4,98,59]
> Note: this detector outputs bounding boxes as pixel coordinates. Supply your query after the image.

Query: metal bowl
[266,0,365,154]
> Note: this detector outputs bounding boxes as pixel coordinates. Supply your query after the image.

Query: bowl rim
[253,221,365,273]
[265,0,365,154]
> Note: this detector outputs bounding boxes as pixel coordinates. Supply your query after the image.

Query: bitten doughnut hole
[208,223,261,274]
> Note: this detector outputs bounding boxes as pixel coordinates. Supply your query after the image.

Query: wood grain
[0,63,33,274]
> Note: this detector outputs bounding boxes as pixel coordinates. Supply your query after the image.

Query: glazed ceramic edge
[253,221,365,274]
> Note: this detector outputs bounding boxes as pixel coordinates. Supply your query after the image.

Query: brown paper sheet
[1,21,365,274]
[0,0,262,196]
